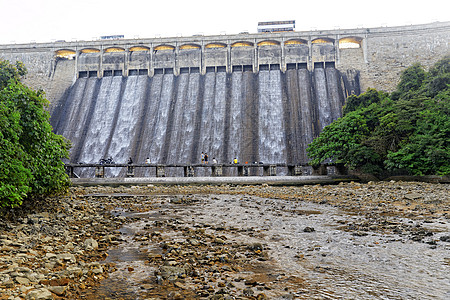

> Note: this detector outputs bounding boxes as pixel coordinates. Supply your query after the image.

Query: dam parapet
[1,21,449,106]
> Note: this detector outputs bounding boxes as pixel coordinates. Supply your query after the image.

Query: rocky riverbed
[0,181,449,299]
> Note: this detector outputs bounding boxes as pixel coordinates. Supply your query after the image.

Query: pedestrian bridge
[65,163,347,178]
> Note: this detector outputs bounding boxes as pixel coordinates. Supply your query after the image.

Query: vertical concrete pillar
[201,43,205,74]
[288,165,302,176]
[308,39,313,71]
[263,165,277,176]
[75,50,80,78]
[95,166,105,178]
[99,47,104,78]
[66,166,75,178]
[126,165,134,177]
[362,35,369,63]
[149,43,154,76]
[281,38,286,72]
[124,49,129,76]
[227,42,231,73]
[253,40,258,73]
[312,165,327,175]
[184,166,195,177]
[156,165,166,177]
[211,165,223,177]
[237,165,244,176]
[175,42,179,75]
[335,33,340,66]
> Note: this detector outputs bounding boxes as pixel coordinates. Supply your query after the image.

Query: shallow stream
[91,194,450,299]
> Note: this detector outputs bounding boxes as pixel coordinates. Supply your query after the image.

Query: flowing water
[89,194,450,299]
[52,67,346,176]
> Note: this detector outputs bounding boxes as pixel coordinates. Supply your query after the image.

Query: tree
[0,59,70,208]
[307,56,450,177]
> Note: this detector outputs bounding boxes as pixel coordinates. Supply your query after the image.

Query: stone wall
[340,23,450,91]
[0,21,449,106]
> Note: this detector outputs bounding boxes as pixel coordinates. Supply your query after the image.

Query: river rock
[303,226,315,232]
[47,285,66,296]
[15,276,30,285]
[160,265,186,281]
[84,238,98,250]
[56,253,76,264]
[439,236,450,242]
[25,288,53,300]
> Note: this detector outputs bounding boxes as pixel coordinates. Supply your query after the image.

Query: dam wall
[1,21,449,108]
[0,22,448,173]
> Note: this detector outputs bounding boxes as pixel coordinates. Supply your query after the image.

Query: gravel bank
[1,181,448,299]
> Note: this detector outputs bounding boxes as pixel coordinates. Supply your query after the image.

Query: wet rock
[303,226,315,232]
[439,236,450,242]
[247,243,263,251]
[405,192,422,200]
[159,266,186,281]
[245,278,258,286]
[214,237,226,244]
[243,287,254,296]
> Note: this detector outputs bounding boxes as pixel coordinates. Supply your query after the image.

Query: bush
[0,60,70,208]
[307,56,450,177]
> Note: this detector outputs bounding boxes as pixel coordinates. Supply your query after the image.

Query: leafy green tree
[0,101,31,207]
[0,59,70,208]
[0,60,26,90]
[307,56,450,177]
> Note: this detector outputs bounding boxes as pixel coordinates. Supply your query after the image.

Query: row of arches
[55,37,362,58]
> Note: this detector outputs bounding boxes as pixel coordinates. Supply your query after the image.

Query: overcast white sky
[0,0,448,44]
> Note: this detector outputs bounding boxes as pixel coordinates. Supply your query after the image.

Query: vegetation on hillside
[0,59,70,208]
[307,56,450,177]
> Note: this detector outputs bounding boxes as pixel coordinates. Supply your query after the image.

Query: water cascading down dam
[3,22,448,177]
[52,64,348,177]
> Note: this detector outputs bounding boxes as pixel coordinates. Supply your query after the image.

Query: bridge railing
[64,163,346,178]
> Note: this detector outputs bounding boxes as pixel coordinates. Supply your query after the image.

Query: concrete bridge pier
[156,165,166,177]
[211,165,223,177]
[288,165,303,176]
[184,166,195,177]
[263,165,277,176]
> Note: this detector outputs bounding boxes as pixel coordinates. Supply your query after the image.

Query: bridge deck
[64,163,344,178]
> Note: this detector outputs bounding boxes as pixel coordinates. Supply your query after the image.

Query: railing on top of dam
[64,163,347,178]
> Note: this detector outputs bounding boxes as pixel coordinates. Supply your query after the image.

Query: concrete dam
[53,64,346,176]
[1,22,448,176]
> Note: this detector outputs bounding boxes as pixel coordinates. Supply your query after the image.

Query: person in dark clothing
[204,153,209,164]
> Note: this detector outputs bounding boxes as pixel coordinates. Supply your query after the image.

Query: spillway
[51,66,347,176]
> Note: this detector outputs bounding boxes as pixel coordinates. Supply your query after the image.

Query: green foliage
[0,59,70,208]
[0,60,26,90]
[307,56,450,177]
[343,88,387,114]
[397,63,426,94]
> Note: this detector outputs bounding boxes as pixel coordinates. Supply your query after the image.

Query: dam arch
[55,49,76,59]
[339,37,362,48]
[2,22,448,174]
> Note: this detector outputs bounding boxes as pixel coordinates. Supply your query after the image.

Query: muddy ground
[1,181,449,299]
